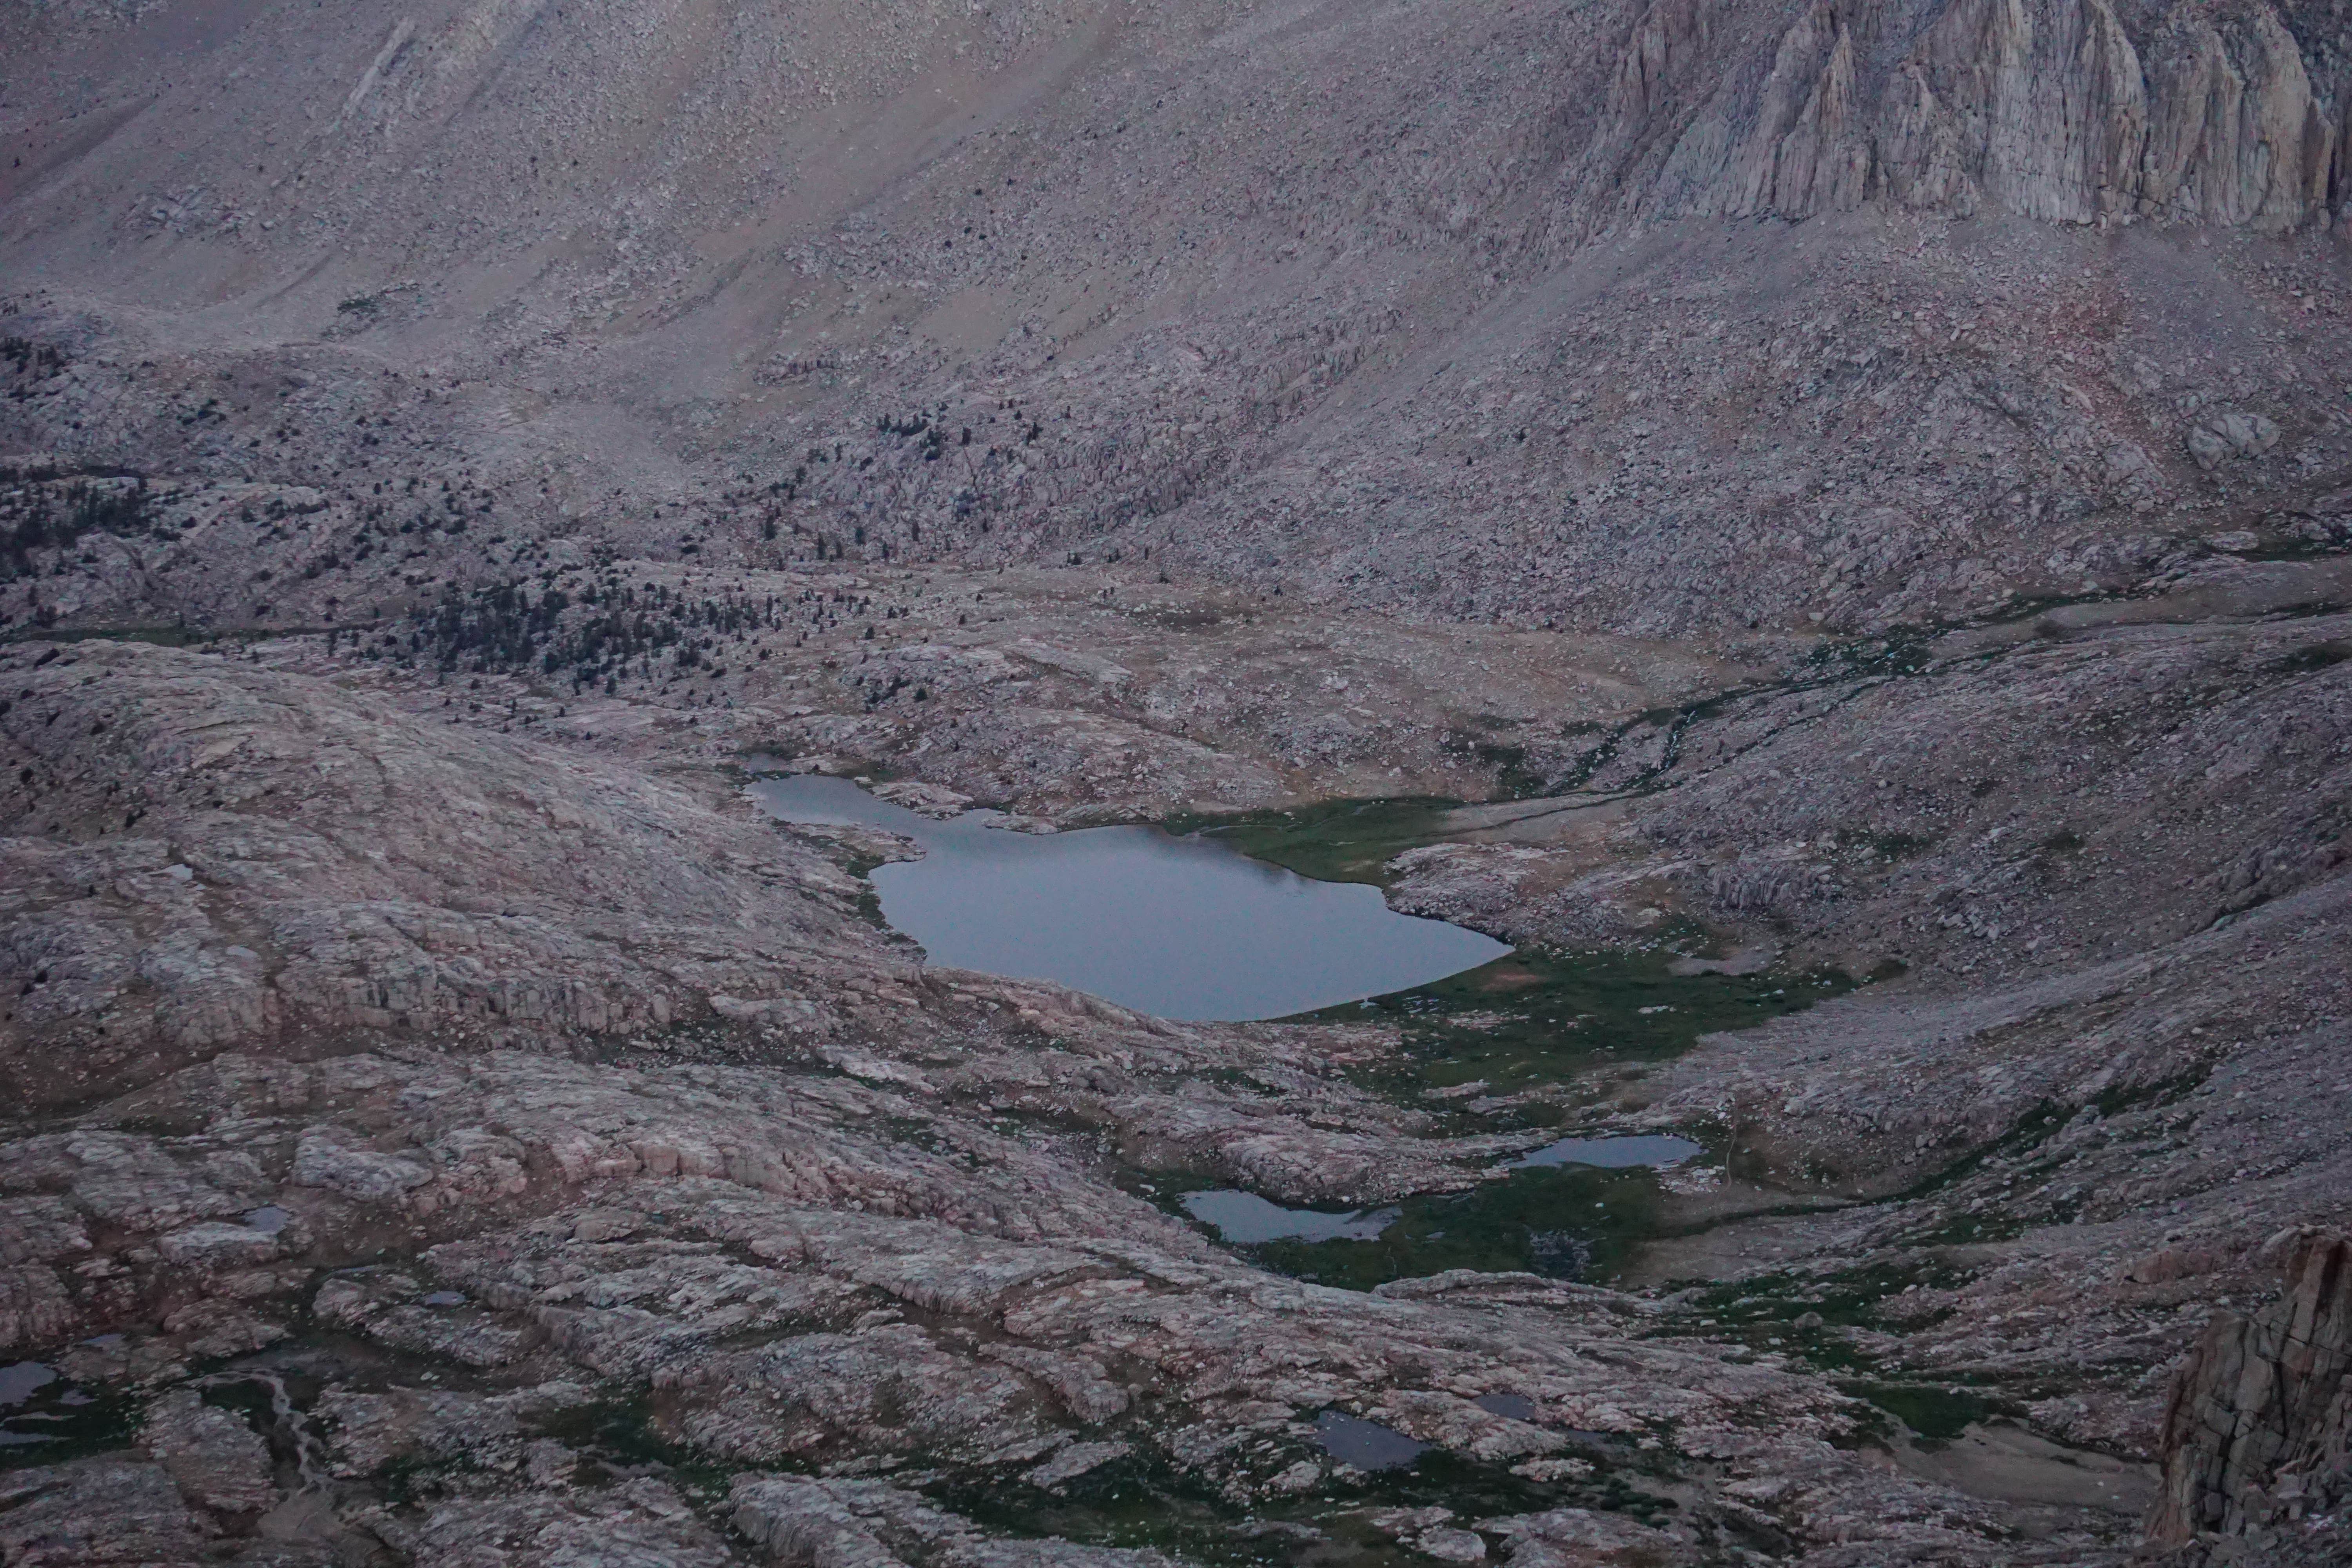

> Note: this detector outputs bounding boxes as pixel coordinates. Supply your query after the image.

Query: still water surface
[748,775,1508,1021]
[1312,1410,1428,1470]
[1508,1133,1703,1170]
[1180,1189,1401,1243]
[1178,1134,1701,1249]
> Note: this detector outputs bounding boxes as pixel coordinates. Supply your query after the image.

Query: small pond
[0,1362,55,1412]
[0,1360,109,1458]
[1180,1189,1401,1243]
[1507,1134,1702,1170]
[1311,1410,1428,1471]
[748,775,1508,1022]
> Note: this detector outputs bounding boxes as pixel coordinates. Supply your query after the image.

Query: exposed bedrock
[1604,0,2351,234]
[2148,1230,2352,1564]
[2,0,2351,1562]
[5,0,2350,648]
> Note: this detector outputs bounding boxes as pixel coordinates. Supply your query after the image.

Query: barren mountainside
[2,0,2350,1565]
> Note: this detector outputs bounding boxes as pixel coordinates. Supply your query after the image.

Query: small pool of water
[1312,1411,1428,1471]
[748,775,1509,1022]
[0,1363,54,1408]
[1,1362,69,1452]
[1507,1134,1703,1170]
[1180,1189,1401,1243]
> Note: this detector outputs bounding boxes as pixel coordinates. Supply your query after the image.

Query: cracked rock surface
[4,0,2352,1563]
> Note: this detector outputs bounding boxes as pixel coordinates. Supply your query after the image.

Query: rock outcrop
[1605,0,2350,233]
[2149,1229,2352,1561]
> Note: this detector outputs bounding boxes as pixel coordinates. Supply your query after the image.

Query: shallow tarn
[1180,1190,1401,1243]
[749,774,1508,1021]
[1180,1137,1699,1248]
[1312,1412,1428,1471]
[1509,1134,1702,1170]
[0,1358,118,1460]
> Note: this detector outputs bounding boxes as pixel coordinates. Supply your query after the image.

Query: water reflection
[1312,1410,1428,1470]
[1507,1134,1702,1170]
[0,1361,63,1449]
[0,1362,54,1407]
[748,775,1508,1022]
[1180,1189,1401,1243]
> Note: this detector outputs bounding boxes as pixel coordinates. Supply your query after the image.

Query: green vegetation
[1443,724,1550,800]
[1249,1163,1668,1289]
[394,574,930,706]
[935,1425,1672,1568]
[2272,641,2350,673]
[1166,797,1458,887]
[842,849,897,931]
[1316,945,1850,1100]
[1890,1070,2206,1245]
[1836,1379,2020,1446]
[1795,625,1943,682]
[937,1450,1323,1568]
[1650,1259,2039,1446]
[525,1392,748,1497]
[1659,1258,1975,1374]
[2,471,158,587]
[1677,1258,1975,1334]
[0,1369,136,1471]
[1122,811,1853,1296]
[1868,830,1937,860]
[0,338,69,379]
[1332,1440,1674,1527]
[1180,801,1846,1100]
[3,622,368,647]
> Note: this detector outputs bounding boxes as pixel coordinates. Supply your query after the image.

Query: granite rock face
[0,1038,2090,1563]
[1606,0,2349,233]
[2149,1230,2352,1562]
[0,636,878,1106]
[3,544,2348,1563]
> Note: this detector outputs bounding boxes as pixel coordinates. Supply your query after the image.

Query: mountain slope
[4,0,2348,637]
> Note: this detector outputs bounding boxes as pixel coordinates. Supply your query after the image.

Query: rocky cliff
[1589,0,2350,235]
[2149,1229,2352,1562]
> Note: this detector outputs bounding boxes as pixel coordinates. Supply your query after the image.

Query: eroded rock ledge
[2150,1229,2352,1564]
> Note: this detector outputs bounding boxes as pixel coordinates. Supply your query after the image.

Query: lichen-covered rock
[292,1129,432,1203]
[0,1263,75,1351]
[1478,1507,1696,1568]
[730,1475,1178,1568]
[154,1220,281,1270]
